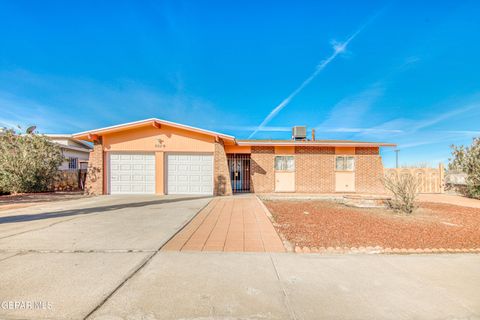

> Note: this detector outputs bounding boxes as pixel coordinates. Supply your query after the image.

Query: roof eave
[236,141,396,147]
[72,118,235,142]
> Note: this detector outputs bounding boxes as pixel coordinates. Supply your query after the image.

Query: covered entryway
[227,154,251,193]
[166,154,213,195]
[108,152,155,194]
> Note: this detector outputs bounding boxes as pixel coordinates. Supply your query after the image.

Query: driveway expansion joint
[268,254,298,320]
[83,197,214,319]
[0,249,157,254]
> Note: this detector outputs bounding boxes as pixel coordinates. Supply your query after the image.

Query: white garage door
[167,154,213,195]
[109,153,155,194]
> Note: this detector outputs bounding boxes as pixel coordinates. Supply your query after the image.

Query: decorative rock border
[294,246,480,254]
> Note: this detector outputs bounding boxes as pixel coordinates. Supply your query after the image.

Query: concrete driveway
[0,195,479,320]
[0,195,211,319]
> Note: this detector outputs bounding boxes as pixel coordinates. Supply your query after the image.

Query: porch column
[214,139,232,196]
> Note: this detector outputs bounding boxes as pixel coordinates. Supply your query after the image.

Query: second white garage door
[167,154,213,195]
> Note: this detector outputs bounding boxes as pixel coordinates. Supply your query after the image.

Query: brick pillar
[250,146,275,193]
[214,139,232,196]
[85,138,104,195]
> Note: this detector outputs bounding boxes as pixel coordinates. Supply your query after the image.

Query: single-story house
[72,118,395,196]
[46,134,92,170]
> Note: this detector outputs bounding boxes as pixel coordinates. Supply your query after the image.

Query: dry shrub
[383,172,419,214]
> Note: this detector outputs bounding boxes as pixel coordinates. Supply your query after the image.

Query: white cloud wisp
[248,13,379,139]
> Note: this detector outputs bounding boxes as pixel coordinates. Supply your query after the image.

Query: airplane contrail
[248,14,380,139]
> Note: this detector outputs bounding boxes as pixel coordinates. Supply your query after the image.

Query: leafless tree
[383,172,419,214]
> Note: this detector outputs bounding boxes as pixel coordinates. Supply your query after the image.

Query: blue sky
[0,1,479,168]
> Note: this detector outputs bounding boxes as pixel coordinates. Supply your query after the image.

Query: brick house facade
[74,118,395,196]
[246,145,385,194]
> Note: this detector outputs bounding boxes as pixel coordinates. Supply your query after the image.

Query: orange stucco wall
[275,146,295,154]
[335,147,356,155]
[102,124,216,195]
[155,151,164,194]
[103,124,216,152]
[224,145,251,154]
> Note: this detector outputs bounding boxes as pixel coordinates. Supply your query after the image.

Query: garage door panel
[190,175,201,182]
[167,154,213,195]
[109,153,155,195]
[201,185,212,192]
[190,165,201,172]
[176,185,189,193]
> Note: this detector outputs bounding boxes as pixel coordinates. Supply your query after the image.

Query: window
[275,156,295,171]
[336,156,355,171]
[68,157,78,170]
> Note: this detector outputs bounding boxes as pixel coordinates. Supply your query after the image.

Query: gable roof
[72,118,236,141]
[72,118,396,147]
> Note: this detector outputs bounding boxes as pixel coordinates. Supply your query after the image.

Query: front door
[227,154,251,193]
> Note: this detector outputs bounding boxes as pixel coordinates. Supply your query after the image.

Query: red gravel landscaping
[263,200,480,250]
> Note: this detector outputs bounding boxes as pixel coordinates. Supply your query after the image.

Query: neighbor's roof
[236,139,396,147]
[72,118,236,141]
[55,144,93,153]
[44,134,93,150]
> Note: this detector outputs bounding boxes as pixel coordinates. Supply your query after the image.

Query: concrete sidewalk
[418,193,480,208]
[89,252,480,320]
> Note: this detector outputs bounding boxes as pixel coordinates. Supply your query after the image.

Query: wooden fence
[384,164,445,194]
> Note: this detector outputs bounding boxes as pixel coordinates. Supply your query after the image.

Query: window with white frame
[275,156,295,171]
[335,156,355,171]
[68,157,78,170]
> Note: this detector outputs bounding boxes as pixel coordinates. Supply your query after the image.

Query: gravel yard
[264,199,480,250]
[0,192,88,211]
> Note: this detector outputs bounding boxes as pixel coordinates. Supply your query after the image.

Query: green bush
[449,137,480,199]
[0,128,64,193]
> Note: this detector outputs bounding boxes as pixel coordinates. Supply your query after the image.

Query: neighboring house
[72,118,395,196]
[45,134,92,170]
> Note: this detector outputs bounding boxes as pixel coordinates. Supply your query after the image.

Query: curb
[293,246,480,254]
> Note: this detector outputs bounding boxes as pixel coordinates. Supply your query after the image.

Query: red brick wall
[84,138,104,195]
[355,147,379,155]
[295,146,336,193]
[249,145,386,194]
[214,140,232,196]
[355,147,386,194]
[250,146,275,193]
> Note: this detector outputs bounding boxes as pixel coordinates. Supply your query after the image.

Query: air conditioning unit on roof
[292,126,307,140]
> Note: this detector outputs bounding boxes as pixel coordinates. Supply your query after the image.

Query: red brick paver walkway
[162,196,285,252]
